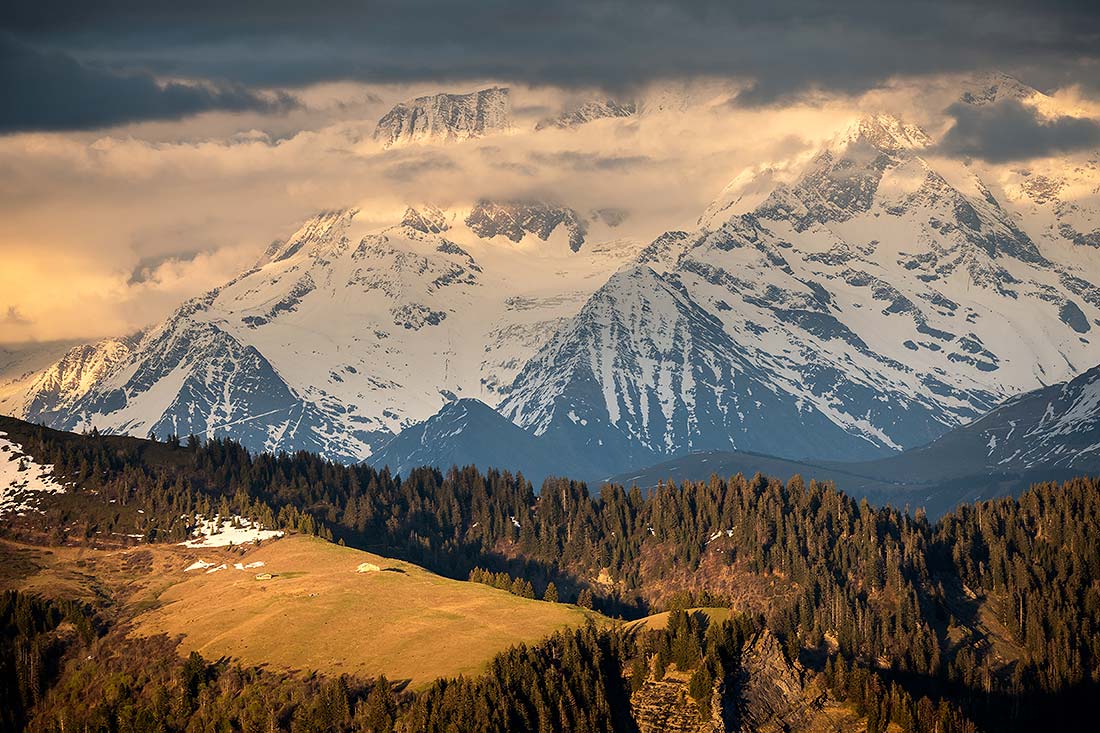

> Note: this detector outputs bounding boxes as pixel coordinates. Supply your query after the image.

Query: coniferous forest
[1,419,1099,731]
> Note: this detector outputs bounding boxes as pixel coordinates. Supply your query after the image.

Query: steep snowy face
[466,201,588,252]
[500,265,888,468]
[401,204,449,234]
[60,311,371,458]
[373,87,511,147]
[502,111,1100,464]
[535,99,636,130]
[23,204,642,460]
[701,114,932,229]
[0,339,86,418]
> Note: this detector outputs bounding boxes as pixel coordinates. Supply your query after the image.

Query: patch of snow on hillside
[179,514,284,548]
[185,558,266,573]
[0,431,68,516]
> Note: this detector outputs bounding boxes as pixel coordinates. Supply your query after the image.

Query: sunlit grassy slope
[0,534,600,688]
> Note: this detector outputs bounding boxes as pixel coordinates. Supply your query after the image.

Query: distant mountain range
[611,361,1100,516]
[371,361,1100,517]
[3,74,1100,510]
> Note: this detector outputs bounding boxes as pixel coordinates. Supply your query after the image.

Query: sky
[2,1,1099,345]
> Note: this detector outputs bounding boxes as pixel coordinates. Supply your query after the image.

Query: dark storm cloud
[939,99,1100,162]
[0,34,297,132]
[2,1,1099,130]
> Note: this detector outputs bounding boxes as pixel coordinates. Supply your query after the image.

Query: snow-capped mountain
[373,87,511,147]
[0,339,85,418]
[498,108,1100,468]
[9,75,1100,482]
[15,202,640,459]
[958,71,1043,108]
[535,99,636,130]
[499,264,884,472]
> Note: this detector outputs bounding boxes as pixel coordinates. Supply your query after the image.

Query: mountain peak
[401,205,449,234]
[835,113,932,155]
[257,209,357,266]
[959,72,1040,107]
[373,87,511,148]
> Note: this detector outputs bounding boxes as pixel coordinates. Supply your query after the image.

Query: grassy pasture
[1,534,600,688]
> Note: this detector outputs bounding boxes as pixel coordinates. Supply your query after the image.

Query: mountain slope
[501,264,886,475]
[610,361,1100,517]
[851,361,1100,481]
[368,398,562,484]
[499,108,1100,467]
[535,99,636,130]
[13,204,641,459]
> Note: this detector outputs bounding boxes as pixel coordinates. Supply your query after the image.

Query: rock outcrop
[736,630,825,732]
[632,675,725,733]
[465,200,587,251]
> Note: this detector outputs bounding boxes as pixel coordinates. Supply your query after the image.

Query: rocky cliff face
[465,200,588,251]
[735,630,825,732]
[536,99,636,130]
[629,629,824,733]
[373,87,511,147]
[632,676,724,733]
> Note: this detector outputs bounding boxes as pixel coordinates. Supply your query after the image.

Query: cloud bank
[939,99,1100,162]
[0,35,296,132]
[2,1,1100,130]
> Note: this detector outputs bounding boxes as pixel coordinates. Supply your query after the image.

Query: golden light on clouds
[2,75,1097,345]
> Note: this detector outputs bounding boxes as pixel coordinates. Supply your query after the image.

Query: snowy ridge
[536,99,636,130]
[967,364,1100,471]
[14,335,140,426]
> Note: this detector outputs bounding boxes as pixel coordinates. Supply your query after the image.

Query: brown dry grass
[0,534,602,688]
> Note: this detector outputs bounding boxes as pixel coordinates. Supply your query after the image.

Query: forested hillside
[4,590,980,733]
[2,417,1099,730]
